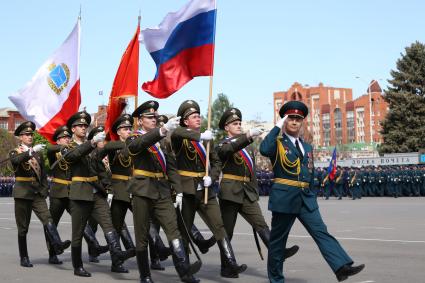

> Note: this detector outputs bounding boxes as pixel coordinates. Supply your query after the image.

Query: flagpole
[204,76,214,204]
[134,11,141,131]
[203,1,218,204]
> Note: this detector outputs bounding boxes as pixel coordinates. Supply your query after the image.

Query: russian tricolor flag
[141,0,216,98]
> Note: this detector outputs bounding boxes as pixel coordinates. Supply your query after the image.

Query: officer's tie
[295,139,304,160]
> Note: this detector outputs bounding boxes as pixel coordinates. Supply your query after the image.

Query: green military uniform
[47,126,109,265]
[129,101,200,283]
[10,121,70,268]
[64,112,132,277]
[216,108,298,276]
[171,100,246,279]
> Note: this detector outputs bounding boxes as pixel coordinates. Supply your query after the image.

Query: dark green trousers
[15,196,52,236]
[219,197,268,240]
[132,195,180,251]
[70,193,114,247]
[111,199,132,232]
[181,191,227,242]
[49,197,71,226]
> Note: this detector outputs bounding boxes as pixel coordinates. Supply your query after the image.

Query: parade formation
[3,0,425,282]
[4,100,370,283]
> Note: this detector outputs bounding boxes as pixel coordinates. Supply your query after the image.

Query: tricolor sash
[239,148,254,176]
[136,130,167,172]
[191,141,207,168]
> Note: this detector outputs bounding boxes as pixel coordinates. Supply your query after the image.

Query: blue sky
[1,0,424,122]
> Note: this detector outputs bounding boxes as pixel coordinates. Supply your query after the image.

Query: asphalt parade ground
[1,197,424,283]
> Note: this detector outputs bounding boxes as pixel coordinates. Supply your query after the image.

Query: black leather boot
[83,224,109,260]
[72,246,91,277]
[217,237,247,278]
[335,263,365,282]
[44,222,71,255]
[137,250,154,283]
[191,224,216,254]
[44,230,62,264]
[105,230,135,265]
[18,235,33,267]
[257,227,299,259]
[149,223,171,261]
[170,239,201,283]
[149,237,165,270]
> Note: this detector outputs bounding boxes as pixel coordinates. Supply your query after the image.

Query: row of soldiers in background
[4,164,425,199]
[314,165,425,199]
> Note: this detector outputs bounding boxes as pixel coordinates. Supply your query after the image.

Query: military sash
[191,141,207,168]
[239,148,254,176]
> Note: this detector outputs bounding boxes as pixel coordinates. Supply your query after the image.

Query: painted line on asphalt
[359,226,395,230]
[229,232,425,244]
[353,281,375,283]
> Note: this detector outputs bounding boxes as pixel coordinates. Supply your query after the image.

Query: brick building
[273,81,388,147]
[0,108,25,133]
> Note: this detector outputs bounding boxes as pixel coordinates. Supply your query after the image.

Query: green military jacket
[104,141,132,202]
[216,134,259,204]
[9,145,48,200]
[47,144,70,198]
[170,127,221,197]
[126,128,175,200]
[63,140,98,201]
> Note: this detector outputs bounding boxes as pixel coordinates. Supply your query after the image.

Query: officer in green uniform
[128,100,200,283]
[334,167,344,199]
[171,100,247,279]
[46,126,109,265]
[157,114,216,258]
[64,111,134,277]
[260,101,364,283]
[9,121,70,267]
[216,107,299,276]
[87,125,134,273]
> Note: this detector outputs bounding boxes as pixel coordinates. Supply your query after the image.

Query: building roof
[368,80,382,93]
[0,107,17,118]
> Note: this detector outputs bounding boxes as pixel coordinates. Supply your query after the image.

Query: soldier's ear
[183,119,189,127]
[224,125,229,132]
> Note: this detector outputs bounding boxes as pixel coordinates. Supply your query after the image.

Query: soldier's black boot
[191,224,216,254]
[257,228,299,259]
[72,246,91,277]
[137,250,154,283]
[83,224,109,262]
[218,237,247,278]
[335,263,365,282]
[170,239,201,283]
[110,225,134,273]
[105,230,135,265]
[149,223,171,261]
[44,222,71,255]
[149,237,165,270]
[18,235,33,267]
[44,230,62,264]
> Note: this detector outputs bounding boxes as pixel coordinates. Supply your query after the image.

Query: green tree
[33,131,50,169]
[201,93,233,141]
[0,129,18,175]
[380,41,425,154]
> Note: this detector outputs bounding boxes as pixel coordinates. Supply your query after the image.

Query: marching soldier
[9,121,70,267]
[335,167,344,199]
[46,126,108,265]
[260,101,364,283]
[128,100,201,283]
[171,100,247,279]
[63,111,134,277]
[87,125,135,273]
[216,108,299,275]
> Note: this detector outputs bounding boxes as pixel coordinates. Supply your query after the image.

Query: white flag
[9,19,81,142]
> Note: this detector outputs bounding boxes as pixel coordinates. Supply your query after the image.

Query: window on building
[346,111,355,143]
[0,120,7,129]
[334,108,342,144]
[322,113,330,147]
[15,121,23,130]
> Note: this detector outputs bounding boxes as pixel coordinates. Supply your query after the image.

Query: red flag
[105,24,140,140]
